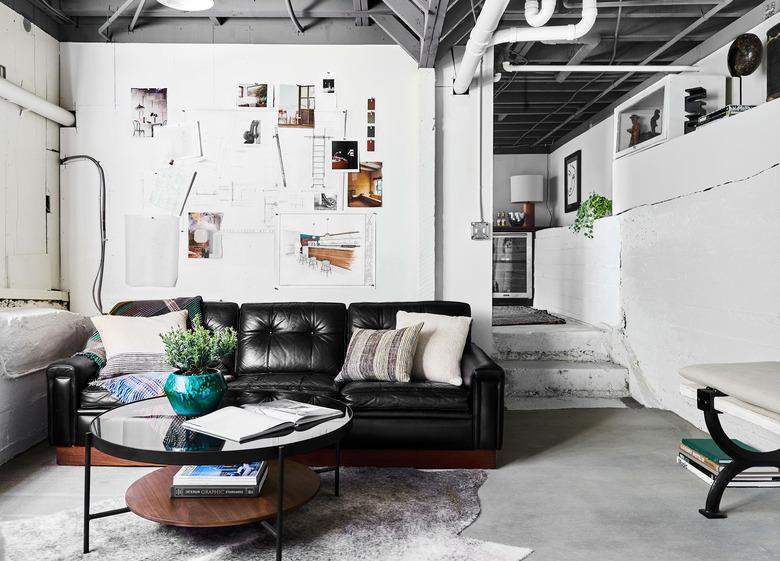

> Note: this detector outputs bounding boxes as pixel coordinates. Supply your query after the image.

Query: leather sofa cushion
[229,372,339,397]
[203,301,240,374]
[237,303,346,375]
[348,301,471,345]
[339,381,470,411]
[80,385,122,410]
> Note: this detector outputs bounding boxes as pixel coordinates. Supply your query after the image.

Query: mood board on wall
[59,43,427,314]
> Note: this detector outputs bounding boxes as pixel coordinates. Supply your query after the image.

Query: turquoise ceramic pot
[164,369,227,417]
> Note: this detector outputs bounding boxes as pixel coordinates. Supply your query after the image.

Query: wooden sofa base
[56,446,497,469]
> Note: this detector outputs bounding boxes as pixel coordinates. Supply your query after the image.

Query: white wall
[0,3,60,292]
[534,216,620,327]
[492,154,550,227]
[546,117,614,227]
[436,49,494,349]
[59,43,434,316]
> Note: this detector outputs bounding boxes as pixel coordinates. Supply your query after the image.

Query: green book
[681,438,758,464]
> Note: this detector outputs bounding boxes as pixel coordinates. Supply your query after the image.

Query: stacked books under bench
[172,462,269,497]
[677,438,780,488]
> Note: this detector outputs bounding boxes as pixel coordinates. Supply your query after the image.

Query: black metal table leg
[334,440,341,497]
[276,446,285,561]
[84,432,92,554]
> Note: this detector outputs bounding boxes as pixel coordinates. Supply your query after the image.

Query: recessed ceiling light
[156,0,214,12]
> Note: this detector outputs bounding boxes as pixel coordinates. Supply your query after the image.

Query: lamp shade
[510,175,544,203]
[156,0,214,11]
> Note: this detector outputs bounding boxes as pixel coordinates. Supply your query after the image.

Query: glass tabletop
[89,395,353,465]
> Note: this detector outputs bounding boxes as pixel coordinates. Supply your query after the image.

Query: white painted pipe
[452,0,597,94]
[524,0,556,27]
[0,76,75,126]
[502,61,701,73]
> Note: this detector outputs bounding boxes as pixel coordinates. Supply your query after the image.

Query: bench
[679,362,780,519]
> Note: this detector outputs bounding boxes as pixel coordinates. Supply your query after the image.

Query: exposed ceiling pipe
[503,62,700,72]
[563,0,719,6]
[0,76,75,127]
[453,0,597,94]
[524,0,556,27]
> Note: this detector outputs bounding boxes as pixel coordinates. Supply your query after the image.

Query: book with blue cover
[173,462,266,486]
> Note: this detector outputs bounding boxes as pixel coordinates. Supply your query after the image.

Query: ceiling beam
[419,0,450,68]
[98,0,139,41]
[381,0,425,37]
[129,0,146,31]
[371,14,421,63]
[354,0,369,26]
[439,0,482,42]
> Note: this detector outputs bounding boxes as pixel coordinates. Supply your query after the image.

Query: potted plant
[160,319,237,416]
[570,193,613,239]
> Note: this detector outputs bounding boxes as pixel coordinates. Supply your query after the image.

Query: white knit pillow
[91,310,187,378]
[395,311,472,386]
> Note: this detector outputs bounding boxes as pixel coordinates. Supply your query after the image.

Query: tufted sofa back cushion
[236,303,347,376]
[347,301,472,345]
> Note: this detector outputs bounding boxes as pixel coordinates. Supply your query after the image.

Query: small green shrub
[160,319,237,375]
[570,193,613,239]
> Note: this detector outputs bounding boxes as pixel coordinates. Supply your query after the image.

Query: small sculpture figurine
[627,114,642,147]
[650,109,661,136]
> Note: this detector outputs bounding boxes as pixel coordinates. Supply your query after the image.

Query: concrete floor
[2,408,780,560]
[464,408,780,561]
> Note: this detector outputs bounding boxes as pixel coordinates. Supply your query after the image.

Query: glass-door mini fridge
[492,232,533,299]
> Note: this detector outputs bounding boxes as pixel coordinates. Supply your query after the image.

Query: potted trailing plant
[160,319,237,416]
[570,193,613,239]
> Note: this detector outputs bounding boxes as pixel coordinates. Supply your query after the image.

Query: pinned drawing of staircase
[310,130,332,190]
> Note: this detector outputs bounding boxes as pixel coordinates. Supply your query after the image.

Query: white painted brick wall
[533,216,621,327]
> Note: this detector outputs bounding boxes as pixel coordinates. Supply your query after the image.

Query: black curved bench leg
[699,460,749,518]
[696,387,780,519]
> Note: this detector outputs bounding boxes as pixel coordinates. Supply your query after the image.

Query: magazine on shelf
[173,461,267,485]
[242,399,343,426]
[171,465,269,498]
[182,406,293,442]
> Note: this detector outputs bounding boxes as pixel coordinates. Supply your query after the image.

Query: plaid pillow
[76,296,203,372]
[335,323,424,383]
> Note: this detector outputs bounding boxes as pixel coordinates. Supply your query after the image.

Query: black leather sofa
[48,301,504,467]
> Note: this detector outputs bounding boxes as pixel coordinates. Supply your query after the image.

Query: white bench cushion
[680,362,780,414]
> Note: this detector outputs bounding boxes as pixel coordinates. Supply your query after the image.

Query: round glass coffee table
[83,395,352,561]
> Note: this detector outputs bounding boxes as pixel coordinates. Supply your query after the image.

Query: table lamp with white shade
[510,175,544,229]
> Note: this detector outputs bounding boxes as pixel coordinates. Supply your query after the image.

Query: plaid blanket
[89,372,170,403]
[76,296,203,370]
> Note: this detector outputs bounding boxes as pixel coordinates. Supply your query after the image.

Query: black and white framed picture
[330,139,359,171]
[564,150,581,213]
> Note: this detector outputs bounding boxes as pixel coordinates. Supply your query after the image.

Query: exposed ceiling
[1,0,771,154]
[488,0,768,154]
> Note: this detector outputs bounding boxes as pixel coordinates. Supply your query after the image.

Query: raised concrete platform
[502,359,629,406]
[492,317,611,362]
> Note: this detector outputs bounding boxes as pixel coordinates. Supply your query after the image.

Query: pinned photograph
[242,119,261,145]
[278,213,375,287]
[322,78,335,93]
[188,212,224,259]
[330,139,359,171]
[367,139,375,152]
[367,111,375,124]
[367,125,375,138]
[367,97,376,110]
[314,192,339,211]
[131,88,167,138]
[237,83,269,108]
[348,162,382,208]
[278,84,315,128]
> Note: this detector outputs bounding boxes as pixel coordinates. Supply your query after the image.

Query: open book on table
[242,399,343,427]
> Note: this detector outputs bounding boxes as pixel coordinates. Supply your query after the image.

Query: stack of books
[677,438,780,488]
[697,104,754,127]
[171,462,268,498]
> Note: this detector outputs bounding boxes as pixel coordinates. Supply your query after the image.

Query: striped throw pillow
[336,324,424,383]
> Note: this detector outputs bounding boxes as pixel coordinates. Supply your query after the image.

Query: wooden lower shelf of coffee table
[125,461,320,528]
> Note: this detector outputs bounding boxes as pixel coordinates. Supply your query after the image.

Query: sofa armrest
[461,343,504,450]
[47,356,99,446]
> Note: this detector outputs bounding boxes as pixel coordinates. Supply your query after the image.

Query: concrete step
[492,320,611,362]
[500,360,629,403]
